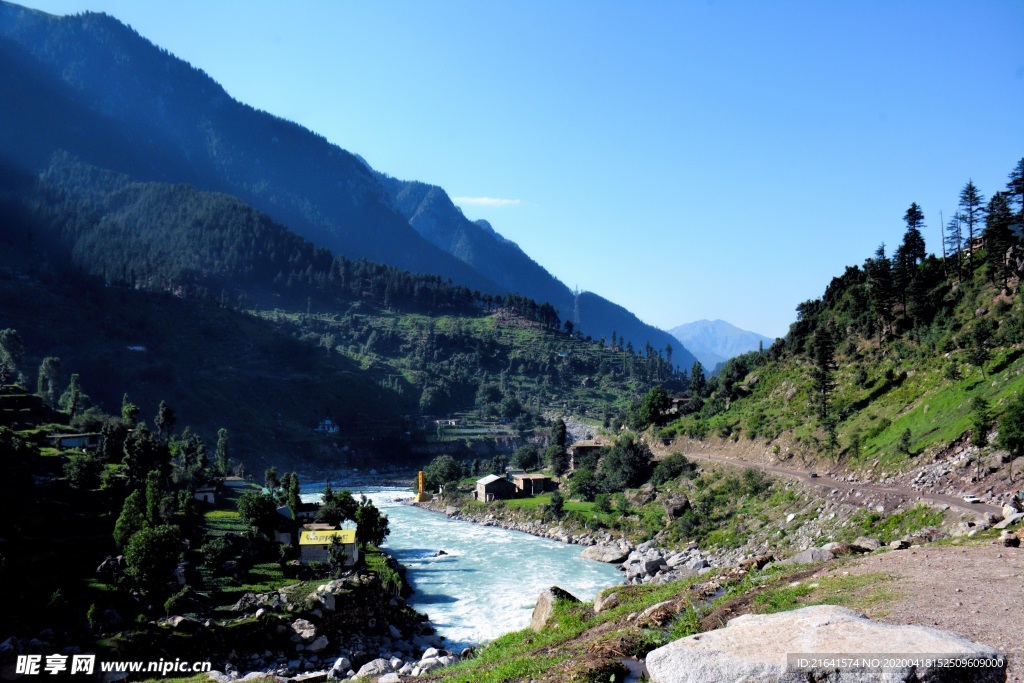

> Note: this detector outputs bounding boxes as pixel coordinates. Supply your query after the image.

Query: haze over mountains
[668,319,773,371]
[0,1,694,368]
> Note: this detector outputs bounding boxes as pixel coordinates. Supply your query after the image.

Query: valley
[0,1,1022,682]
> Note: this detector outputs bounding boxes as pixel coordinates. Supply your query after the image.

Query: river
[300,485,622,649]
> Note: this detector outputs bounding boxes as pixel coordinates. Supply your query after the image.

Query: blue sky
[18,0,1024,338]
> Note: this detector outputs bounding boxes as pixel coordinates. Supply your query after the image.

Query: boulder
[231,592,261,613]
[663,495,691,522]
[994,512,1024,529]
[377,675,402,683]
[580,545,629,563]
[593,590,621,614]
[307,635,329,652]
[165,615,201,631]
[330,657,351,676]
[1000,530,1020,548]
[353,658,392,678]
[645,605,1006,683]
[313,591,336,612]
[782,547,834,565]
[889,539,910,550]
[849,536,881,553]
[290,618,317,642]
[530,586,580,632]
[417,657,444,673]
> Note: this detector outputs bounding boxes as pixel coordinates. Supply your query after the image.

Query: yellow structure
[413,470,433,502]
[298,529,356,545]
[298,528,358,565]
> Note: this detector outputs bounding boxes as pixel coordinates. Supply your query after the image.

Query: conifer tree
[865,245,893,342]
[154,400,176,439]
[944,213,964,281]
[984,192,1015,289]
[810,327,836,421]
[958,180,986,277]
[1007,157,1024,224]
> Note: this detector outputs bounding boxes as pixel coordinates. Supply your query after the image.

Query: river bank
[413,495,734,587]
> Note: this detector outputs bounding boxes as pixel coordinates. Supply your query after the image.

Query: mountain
[374,173,697,367]
[0,1,695,365]
[0,2,498,294]
[669,320,773,370]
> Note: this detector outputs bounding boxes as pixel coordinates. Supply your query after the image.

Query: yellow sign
[299,529,356,545]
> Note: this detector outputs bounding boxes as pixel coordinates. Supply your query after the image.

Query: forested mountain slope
[0,156,682,469]
[0,1,498,292]
[0,1,694,360]
[375,173,697,367]
[659,162,1024,475]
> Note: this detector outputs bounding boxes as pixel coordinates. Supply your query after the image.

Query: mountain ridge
[0,0,694,363]
[669,319,773,370]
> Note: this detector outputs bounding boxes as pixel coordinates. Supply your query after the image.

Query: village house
[474,474,517,502]
[567,438,606,471]
[49,432,101,451]
[219,476,247,488]
[512,473,554,496]
[298,525,358,566]
[276,500,322,522]
[193,485,217,505]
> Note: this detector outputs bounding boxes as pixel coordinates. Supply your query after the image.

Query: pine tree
[958,180,986,277]
[154,400,176,439]
[865,245,893,342]
[944,213,964,281]
[901,203,927,263]
[984,192,1015,289]
[810,327,836,421]
[1007,157,1024,224]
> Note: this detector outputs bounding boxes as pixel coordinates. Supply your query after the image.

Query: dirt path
[667,443,1003,517]
[825,544,1024,683]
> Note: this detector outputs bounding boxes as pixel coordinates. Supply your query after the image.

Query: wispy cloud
[451,196,522,208]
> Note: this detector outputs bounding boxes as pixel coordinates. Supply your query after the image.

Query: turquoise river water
[301,485,622,648]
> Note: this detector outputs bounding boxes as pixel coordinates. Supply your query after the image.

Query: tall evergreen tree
[1007,157,1024,224]
[154,400,176,439]
[810,326,836,421]
[958,180,986,277]
[944,213,964,281]
[689,361,706,397]
[865,245,893,342]
[901,203,927,264]
[984,192,1015,289]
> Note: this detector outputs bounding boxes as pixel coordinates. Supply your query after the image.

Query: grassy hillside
[659,224,1024,472]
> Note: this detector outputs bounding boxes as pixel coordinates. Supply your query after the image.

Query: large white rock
[353,658,392,679]
[580,545,629,563]
[645,605,1005,683]
[290,618,316,642]
[530,586,580,632]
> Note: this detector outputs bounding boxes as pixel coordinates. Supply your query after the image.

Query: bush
[650,453,695,486]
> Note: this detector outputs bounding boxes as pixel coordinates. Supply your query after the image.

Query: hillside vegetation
[659,159,1024,475]
[0,155,681,468]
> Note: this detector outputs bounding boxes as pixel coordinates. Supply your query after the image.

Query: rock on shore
[645,605,1006,683]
